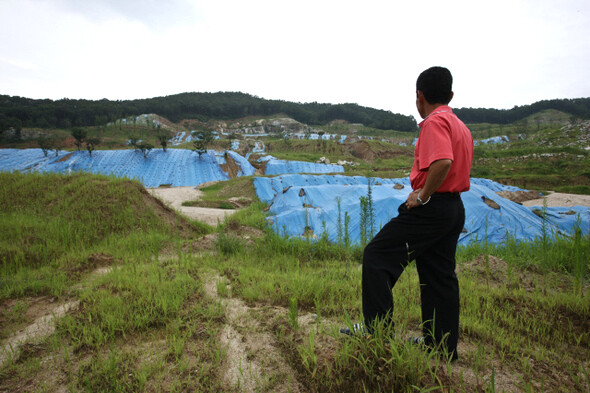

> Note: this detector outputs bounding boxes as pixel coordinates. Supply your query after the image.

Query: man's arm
[406,159,452,209]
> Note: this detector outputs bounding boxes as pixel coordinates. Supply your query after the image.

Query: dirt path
[147,186,236,226]
[0,266,113,369]
[203,272,304,393]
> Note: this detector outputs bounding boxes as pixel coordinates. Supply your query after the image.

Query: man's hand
[406,159,453,210]
[406,189,422,210]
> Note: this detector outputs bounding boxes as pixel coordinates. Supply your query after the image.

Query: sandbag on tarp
[0,148,232,187]
[263,157,345,175]
[255,174,589,246]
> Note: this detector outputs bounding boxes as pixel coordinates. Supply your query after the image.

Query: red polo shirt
[410,106,473,192]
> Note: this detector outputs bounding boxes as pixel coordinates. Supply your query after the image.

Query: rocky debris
[221,117,310,136]
[482,196,501,209]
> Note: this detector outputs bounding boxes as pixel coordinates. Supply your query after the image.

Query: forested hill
[454,98,590,124]
[0,92,417,132]
[1,92,589,133]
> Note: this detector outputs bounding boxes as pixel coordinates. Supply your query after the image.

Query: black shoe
[408,336,458,362]
[408,336,425,346]
[340,322,370,338]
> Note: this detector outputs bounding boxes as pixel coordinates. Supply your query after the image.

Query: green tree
[37,135,54,157]
[86,137,100,156]
[192,130,214,158]
[128,135,139,148]
[157,128,172,152]
[71,128,87,151]
[137,142,154,158]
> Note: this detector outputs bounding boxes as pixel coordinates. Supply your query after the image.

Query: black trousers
[362,193,464,356]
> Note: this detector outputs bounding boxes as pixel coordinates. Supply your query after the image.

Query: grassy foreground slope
[0,172,589,392]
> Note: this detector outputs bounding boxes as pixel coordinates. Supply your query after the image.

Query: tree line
[1,93,589,135]
[0,92,417,133]
[453,98,590,124]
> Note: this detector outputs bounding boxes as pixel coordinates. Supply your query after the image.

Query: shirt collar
[418,105,453,126]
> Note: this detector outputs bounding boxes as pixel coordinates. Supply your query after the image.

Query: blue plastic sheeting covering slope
[226,150,256,177]
[254,174,409,203]
[470,178,527,192]
[263,159,345,175]
[0,148,68,172]
[0,148,231,187]
[170,132,187,145]
[461,183,546,244]
[254,175,589,246]
[527,206,589,235]
[474,136,509,146]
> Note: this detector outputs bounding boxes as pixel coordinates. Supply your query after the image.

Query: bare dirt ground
[521,192,590,207]
[203,272,306,393]
[147,185,236,226]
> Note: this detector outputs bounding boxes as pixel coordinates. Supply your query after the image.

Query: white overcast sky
[1,0,589,118]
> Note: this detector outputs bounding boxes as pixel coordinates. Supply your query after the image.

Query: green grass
[470,125,590,191]
[0,171,202,298]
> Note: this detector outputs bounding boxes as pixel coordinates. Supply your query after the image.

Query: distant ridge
[0,92,416,132]
[1,92,588,133]
[454,98,590,124]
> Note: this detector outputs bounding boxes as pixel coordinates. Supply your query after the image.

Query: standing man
[342,66,473,361]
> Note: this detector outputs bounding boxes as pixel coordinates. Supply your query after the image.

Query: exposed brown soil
[219,153,241,179]
[458,255,537,292]
[497,190,543,204]
[347,140,413,162]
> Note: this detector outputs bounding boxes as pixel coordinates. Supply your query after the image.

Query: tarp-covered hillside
[254,174,590,246]
[257,155,345,175]
[0,148,256,187]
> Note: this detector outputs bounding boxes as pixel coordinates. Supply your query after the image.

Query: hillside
[1,171,588,392]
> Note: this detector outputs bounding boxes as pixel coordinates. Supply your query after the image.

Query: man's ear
[448,91,454,103]
[417,90,425,102]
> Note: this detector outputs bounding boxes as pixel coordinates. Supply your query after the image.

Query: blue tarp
[474,135,509,146]
[0,148,258,187]
[227,150,257,177]
[528,206,590,235]
[262,157,345,175]
[254,174,589,246]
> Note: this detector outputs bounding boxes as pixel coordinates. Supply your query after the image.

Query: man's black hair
[416,66,453,105]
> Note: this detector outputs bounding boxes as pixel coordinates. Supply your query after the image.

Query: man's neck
[423,103,447,118]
